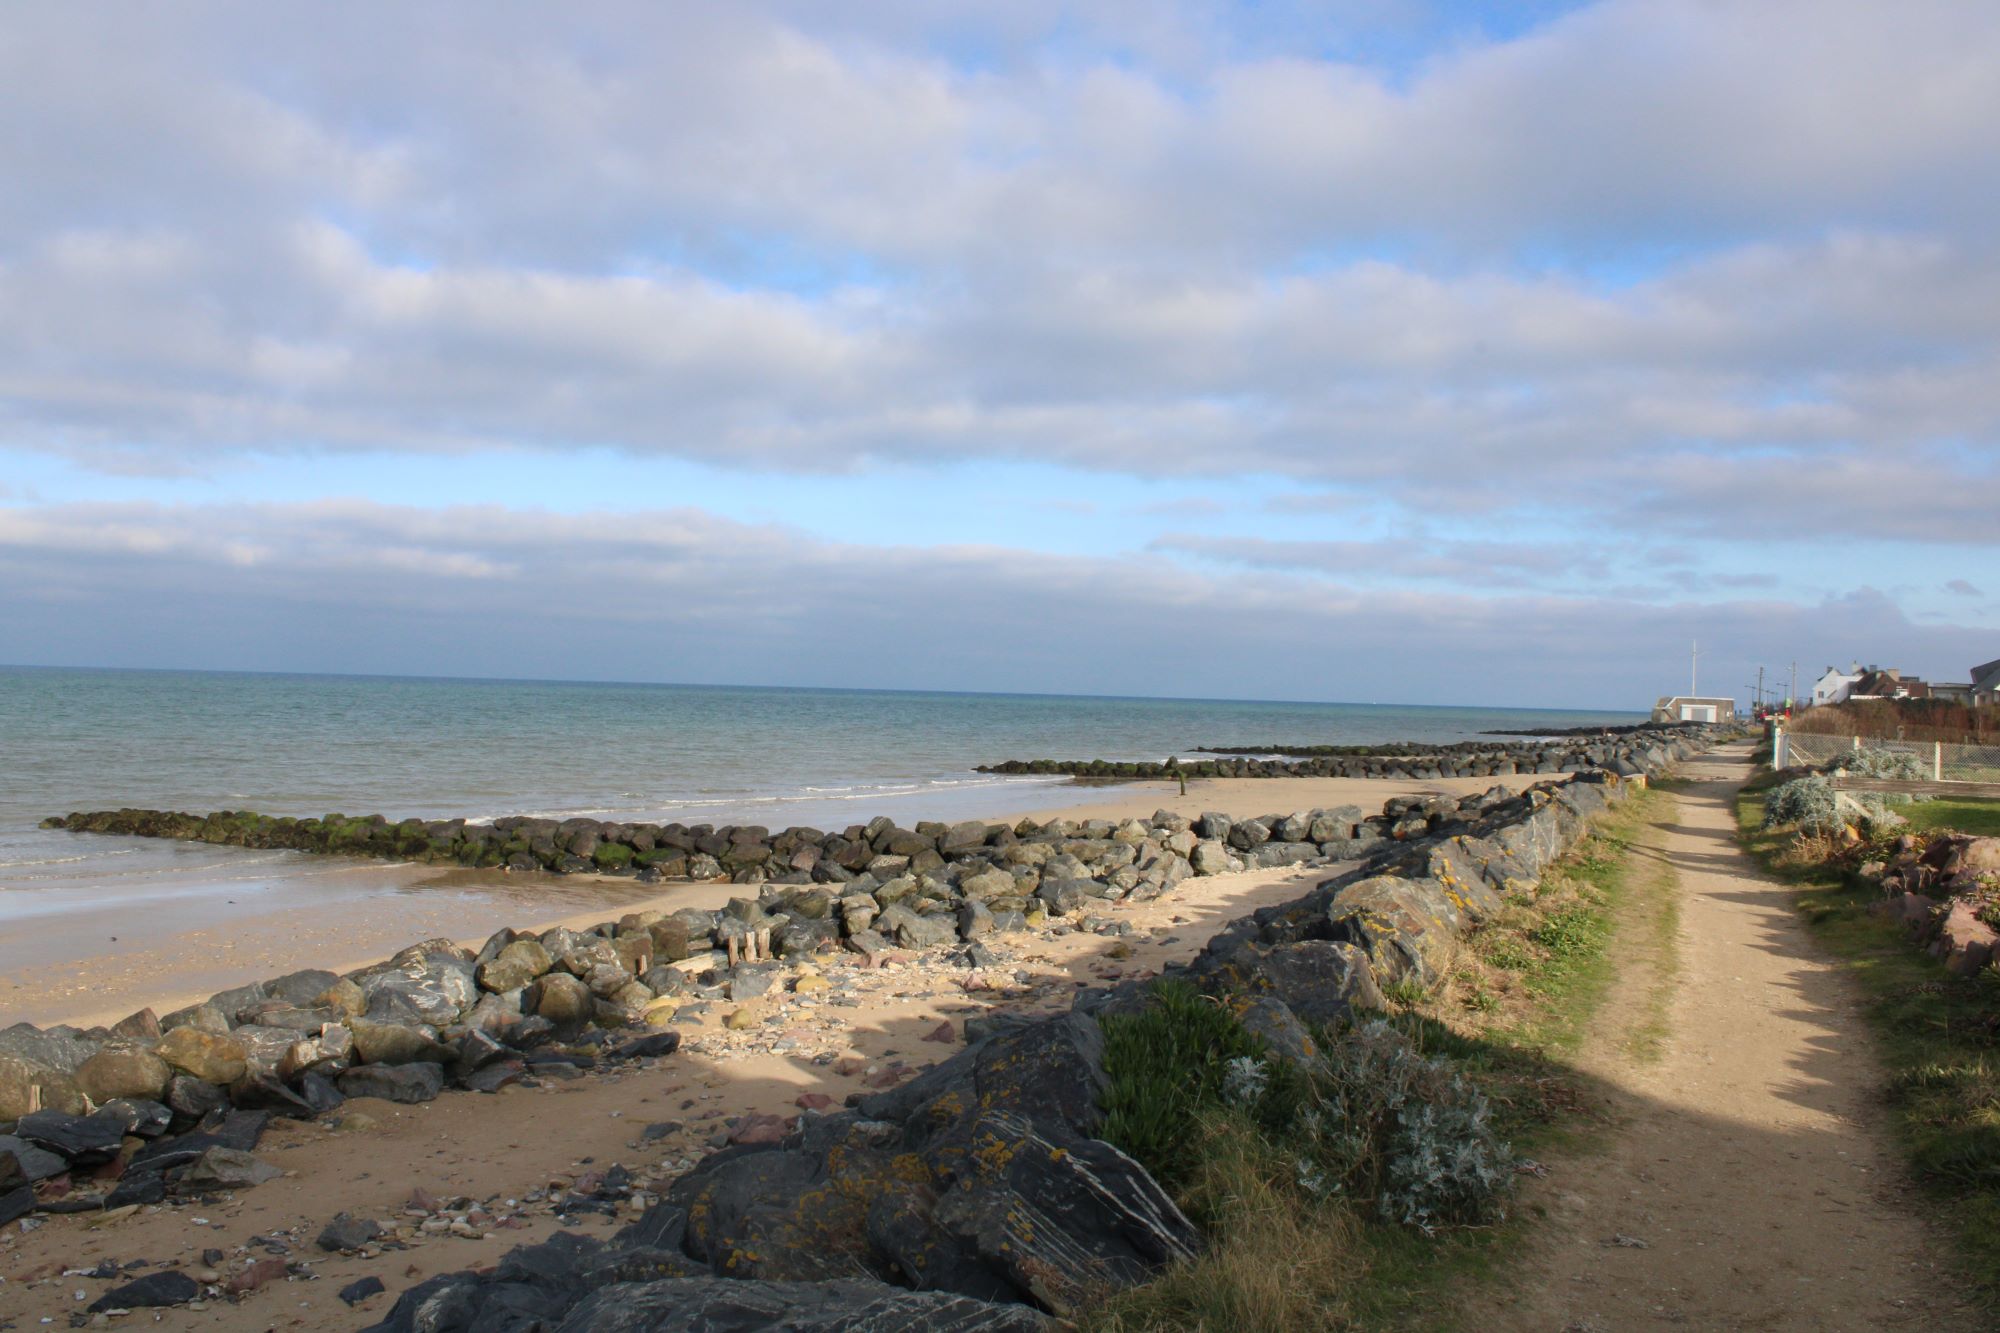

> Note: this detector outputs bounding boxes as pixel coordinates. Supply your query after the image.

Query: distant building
[1972,657,2000,708]
[1812,663,1862,707]
[1851,668,1930,701]
[1652,696,1736,724]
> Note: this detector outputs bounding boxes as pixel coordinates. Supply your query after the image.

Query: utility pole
[1691,639,1699,697]
[1789,661,1798,710]
[1754,666,1765,710]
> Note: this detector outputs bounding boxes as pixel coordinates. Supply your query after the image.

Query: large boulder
[876,904,959,951]
[351,940,478,1026]
[156,1027,250,1085]
[669,1120,929,1283]
[1325,875,1461,987]
[1219,939,1385,1027]
[0,1023,99,1075]
[74,1044,173,1103]
[383,1273,1050,1333]
[530,972,595,1028]
[477,940,553,994]
[0,1053,85,1119]
[1190,841,1231,875]
[337,1062,444,1104]
[1933,901,2000,978]
[350,1019,451,1066]
[14,1109,125,1164]
[929,1110,1200,1317]
[1951,837,2000,877]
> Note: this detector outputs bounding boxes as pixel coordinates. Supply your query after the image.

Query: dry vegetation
[1790,698,2000,744]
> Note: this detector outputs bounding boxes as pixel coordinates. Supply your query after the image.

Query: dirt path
[1474,745,1981,1331]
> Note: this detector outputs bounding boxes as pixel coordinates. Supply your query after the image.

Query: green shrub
[1099,980,1267,1188]
[1100,984,1513,1233]
[1294,1021,1513,1233]
[1763,775,1843,833]
[1831,747,1929,781]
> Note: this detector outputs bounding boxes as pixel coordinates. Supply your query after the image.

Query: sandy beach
[0,766,1555,1330]
[8,771,1545,1032]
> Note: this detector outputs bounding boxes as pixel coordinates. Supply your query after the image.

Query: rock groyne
[977,724,1725,782]
[6,732,1716,1323]
[354,766,1672,1330]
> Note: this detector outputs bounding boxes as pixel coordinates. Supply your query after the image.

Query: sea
[0,666,1632,946]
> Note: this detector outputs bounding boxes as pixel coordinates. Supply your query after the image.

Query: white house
[1812,662,1862,707]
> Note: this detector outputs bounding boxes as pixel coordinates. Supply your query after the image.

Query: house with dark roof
[1851,668,1930,701]
[1973,657,2000,708]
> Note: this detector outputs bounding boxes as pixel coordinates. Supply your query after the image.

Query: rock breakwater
[354,767,1694,1328]
[7,734,1714,1324]
[978,724,1726,782]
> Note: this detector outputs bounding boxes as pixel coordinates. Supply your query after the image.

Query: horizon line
[0,660,1651,716]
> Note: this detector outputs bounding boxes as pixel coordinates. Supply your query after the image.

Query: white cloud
[0,0,1996,686]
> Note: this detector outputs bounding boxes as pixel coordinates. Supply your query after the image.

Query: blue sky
[1,1,1997,709]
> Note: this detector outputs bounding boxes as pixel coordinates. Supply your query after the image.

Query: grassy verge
[1736,774,2000,1291]
[1896,797,2000,838]
[1443,784,1680,1065]
[1080,786,1675,1332]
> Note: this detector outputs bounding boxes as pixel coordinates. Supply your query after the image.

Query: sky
[1,0,1997,711]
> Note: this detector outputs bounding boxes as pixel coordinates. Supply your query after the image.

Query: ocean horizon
[0,664,1635,952]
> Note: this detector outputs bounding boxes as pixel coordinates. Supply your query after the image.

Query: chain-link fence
[1778,730,2000,783]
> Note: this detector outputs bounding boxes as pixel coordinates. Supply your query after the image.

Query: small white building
[1652,696,1736,724]
[1812,662,1862,707]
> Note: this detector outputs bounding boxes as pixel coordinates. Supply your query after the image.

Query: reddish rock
[922,1022,957,1043]
[726,1113,791,1146]
[226,1256,290,1295]
[1933,901,1999,977]
[1889,892,1940,931]
[793,1092,835,1111]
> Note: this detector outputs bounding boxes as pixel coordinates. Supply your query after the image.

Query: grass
[1736,773,2000,1292]
[1440,786,1680,1065]
[1895,797,2000,838]
[1080,784,1678,1332]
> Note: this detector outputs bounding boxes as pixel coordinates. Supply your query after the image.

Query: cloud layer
[1,499,1989,707]
[2,2,1995,701]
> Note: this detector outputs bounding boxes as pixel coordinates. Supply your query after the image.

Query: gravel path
[1474,745,1980,1331]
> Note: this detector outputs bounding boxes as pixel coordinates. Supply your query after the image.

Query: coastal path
[1465,745,1981,1330]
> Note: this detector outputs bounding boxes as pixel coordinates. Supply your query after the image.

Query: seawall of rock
[352,759,1692,1329]
[977,724,1728,782]
[6,732,1711,1325]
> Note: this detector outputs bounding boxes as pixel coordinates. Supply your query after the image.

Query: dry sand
[0,769,1547,1329]
[8,771,1543,1032]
